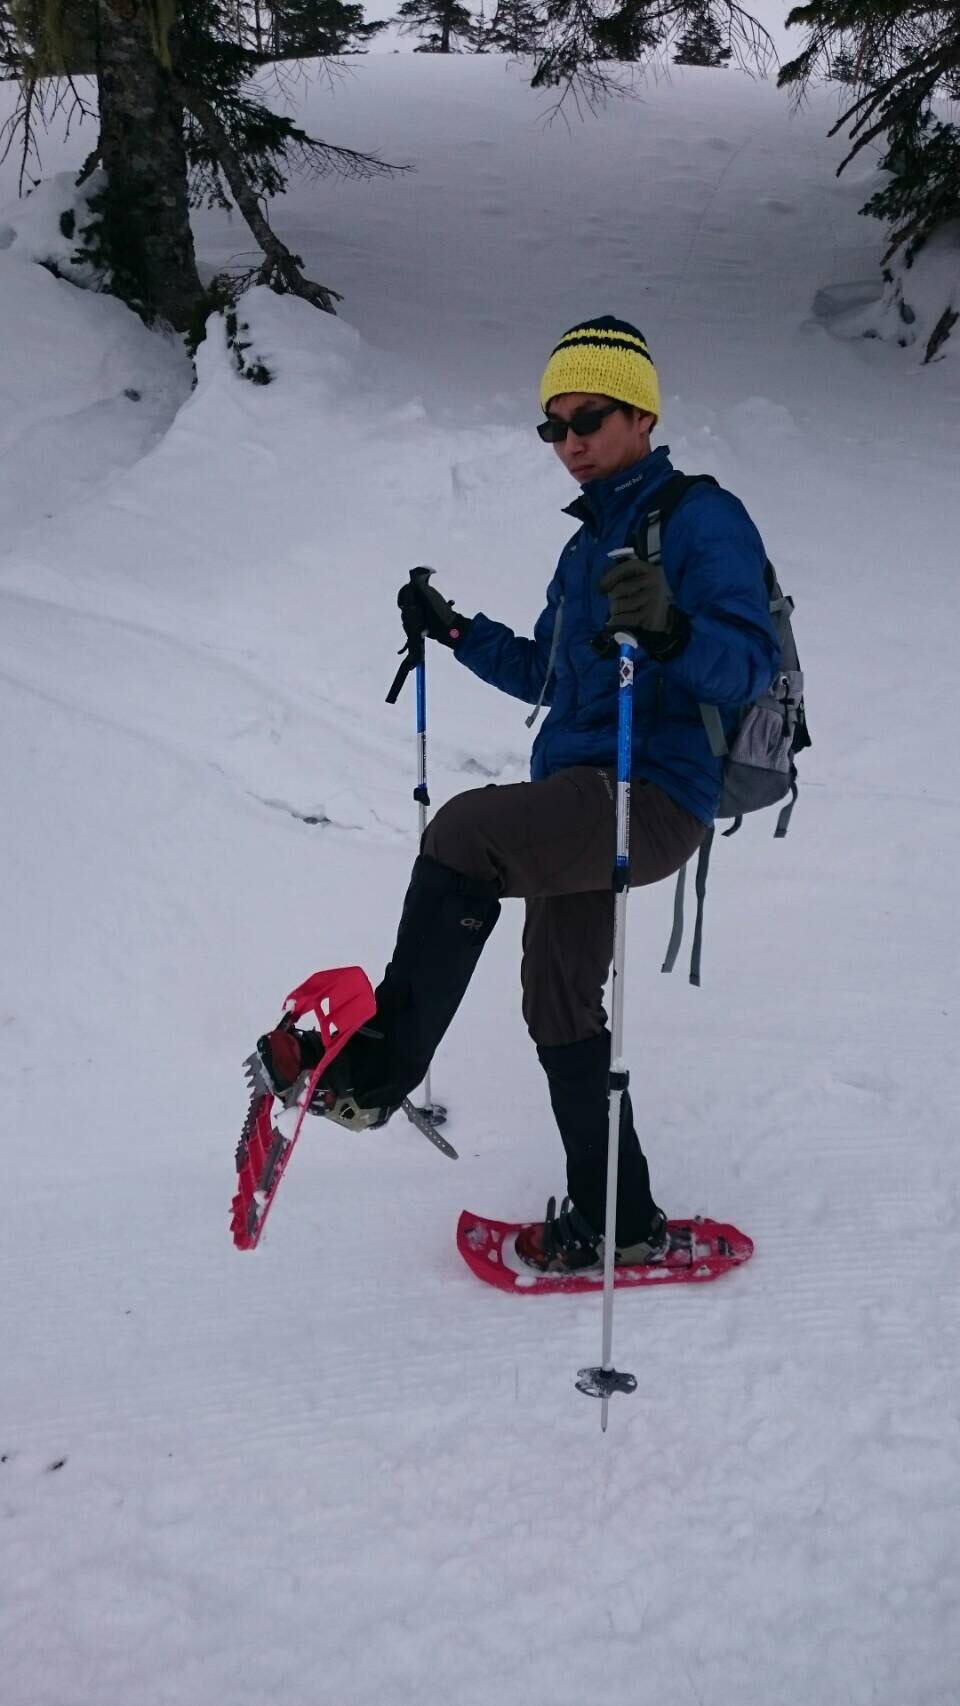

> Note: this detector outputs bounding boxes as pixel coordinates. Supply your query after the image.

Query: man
[259,315,780,1273]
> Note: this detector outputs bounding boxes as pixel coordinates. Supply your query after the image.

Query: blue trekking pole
[576,577,640,1430]
[386,566,447,1129]
[412,575,446,1126]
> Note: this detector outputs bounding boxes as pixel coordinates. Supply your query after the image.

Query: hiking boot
[616,1209,669,1265]
[515,1197,669,1274]
[256,1023,396,1131]
[306,1079,397,1132]
[256,1020,325,1098]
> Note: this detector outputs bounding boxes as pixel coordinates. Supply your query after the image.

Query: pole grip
[593,550,639,657]
[385,566,434,704]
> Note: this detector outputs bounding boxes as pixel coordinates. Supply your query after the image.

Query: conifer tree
[1,1,400,332]
[486,0,543,54]
[672,2,732,67]
[395,0,478,52]
[594,3,663,61]
[264,0,386,55]
[828,45,855,83]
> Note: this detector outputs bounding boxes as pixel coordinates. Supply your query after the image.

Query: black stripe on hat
[553,332,654,365]
[556,314,647,341]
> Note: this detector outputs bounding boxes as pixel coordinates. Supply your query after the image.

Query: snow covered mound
[818,222,960,364]
[0,174,191,538]
[1,53,959,1706]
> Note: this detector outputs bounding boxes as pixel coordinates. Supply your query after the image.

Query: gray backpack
[633,473,810,985]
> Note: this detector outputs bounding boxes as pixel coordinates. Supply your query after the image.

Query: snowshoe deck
[456,1210,753,1294]
[231,966,377,1250]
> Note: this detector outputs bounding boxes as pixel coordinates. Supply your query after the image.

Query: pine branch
[0,38,97,193]
[171,76,343,312]
[827,43,944,142]
[833,60,947,173]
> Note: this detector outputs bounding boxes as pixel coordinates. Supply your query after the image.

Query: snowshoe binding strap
[515,1196,602,1273]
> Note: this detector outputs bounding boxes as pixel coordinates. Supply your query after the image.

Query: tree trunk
[95,1,203,331]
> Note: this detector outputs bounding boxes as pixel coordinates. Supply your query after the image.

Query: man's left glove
[598,553,690,661]
[398,572,472,651]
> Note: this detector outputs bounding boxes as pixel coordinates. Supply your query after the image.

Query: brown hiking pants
[421,766,706,1048]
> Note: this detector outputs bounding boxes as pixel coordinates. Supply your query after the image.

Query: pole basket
[575,1366,637,1400]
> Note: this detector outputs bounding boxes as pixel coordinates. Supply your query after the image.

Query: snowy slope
[1,54,959,1706]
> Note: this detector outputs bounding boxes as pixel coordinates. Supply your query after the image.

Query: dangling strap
[660,861,687,974]
[768,591,795,644]
[699,703,728,758]
[774,780,798,839]
[660,828,717,985]
[525,596,565,729]
[688,828,715,988]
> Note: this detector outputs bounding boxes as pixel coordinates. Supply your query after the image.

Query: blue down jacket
[454,446,781,826]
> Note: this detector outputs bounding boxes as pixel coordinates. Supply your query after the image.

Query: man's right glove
[398,571,472,651]
[598,553,690,661]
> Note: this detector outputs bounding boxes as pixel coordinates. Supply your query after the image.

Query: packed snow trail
[1,51,959,1706]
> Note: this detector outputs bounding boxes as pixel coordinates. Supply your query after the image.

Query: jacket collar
[562,445,674,532]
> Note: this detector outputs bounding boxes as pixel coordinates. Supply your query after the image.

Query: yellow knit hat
[540,316,660,422]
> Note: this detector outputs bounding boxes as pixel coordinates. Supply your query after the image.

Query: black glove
[598,553,690,661]
[398,572,471,651]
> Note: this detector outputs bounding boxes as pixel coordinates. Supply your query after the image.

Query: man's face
[545,392,655,484]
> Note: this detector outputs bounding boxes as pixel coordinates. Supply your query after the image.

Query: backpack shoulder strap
[632,472,720,564]
[633,473,728,755]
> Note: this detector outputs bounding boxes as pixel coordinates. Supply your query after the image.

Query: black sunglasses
[537,400,625,443]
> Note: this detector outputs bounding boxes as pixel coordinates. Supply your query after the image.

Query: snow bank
[0,174,191,538]
[813,203,960,366]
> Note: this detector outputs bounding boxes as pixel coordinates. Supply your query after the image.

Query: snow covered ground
[2,48,959,1706]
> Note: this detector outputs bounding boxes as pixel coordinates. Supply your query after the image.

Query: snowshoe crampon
[230,966,376,1251]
